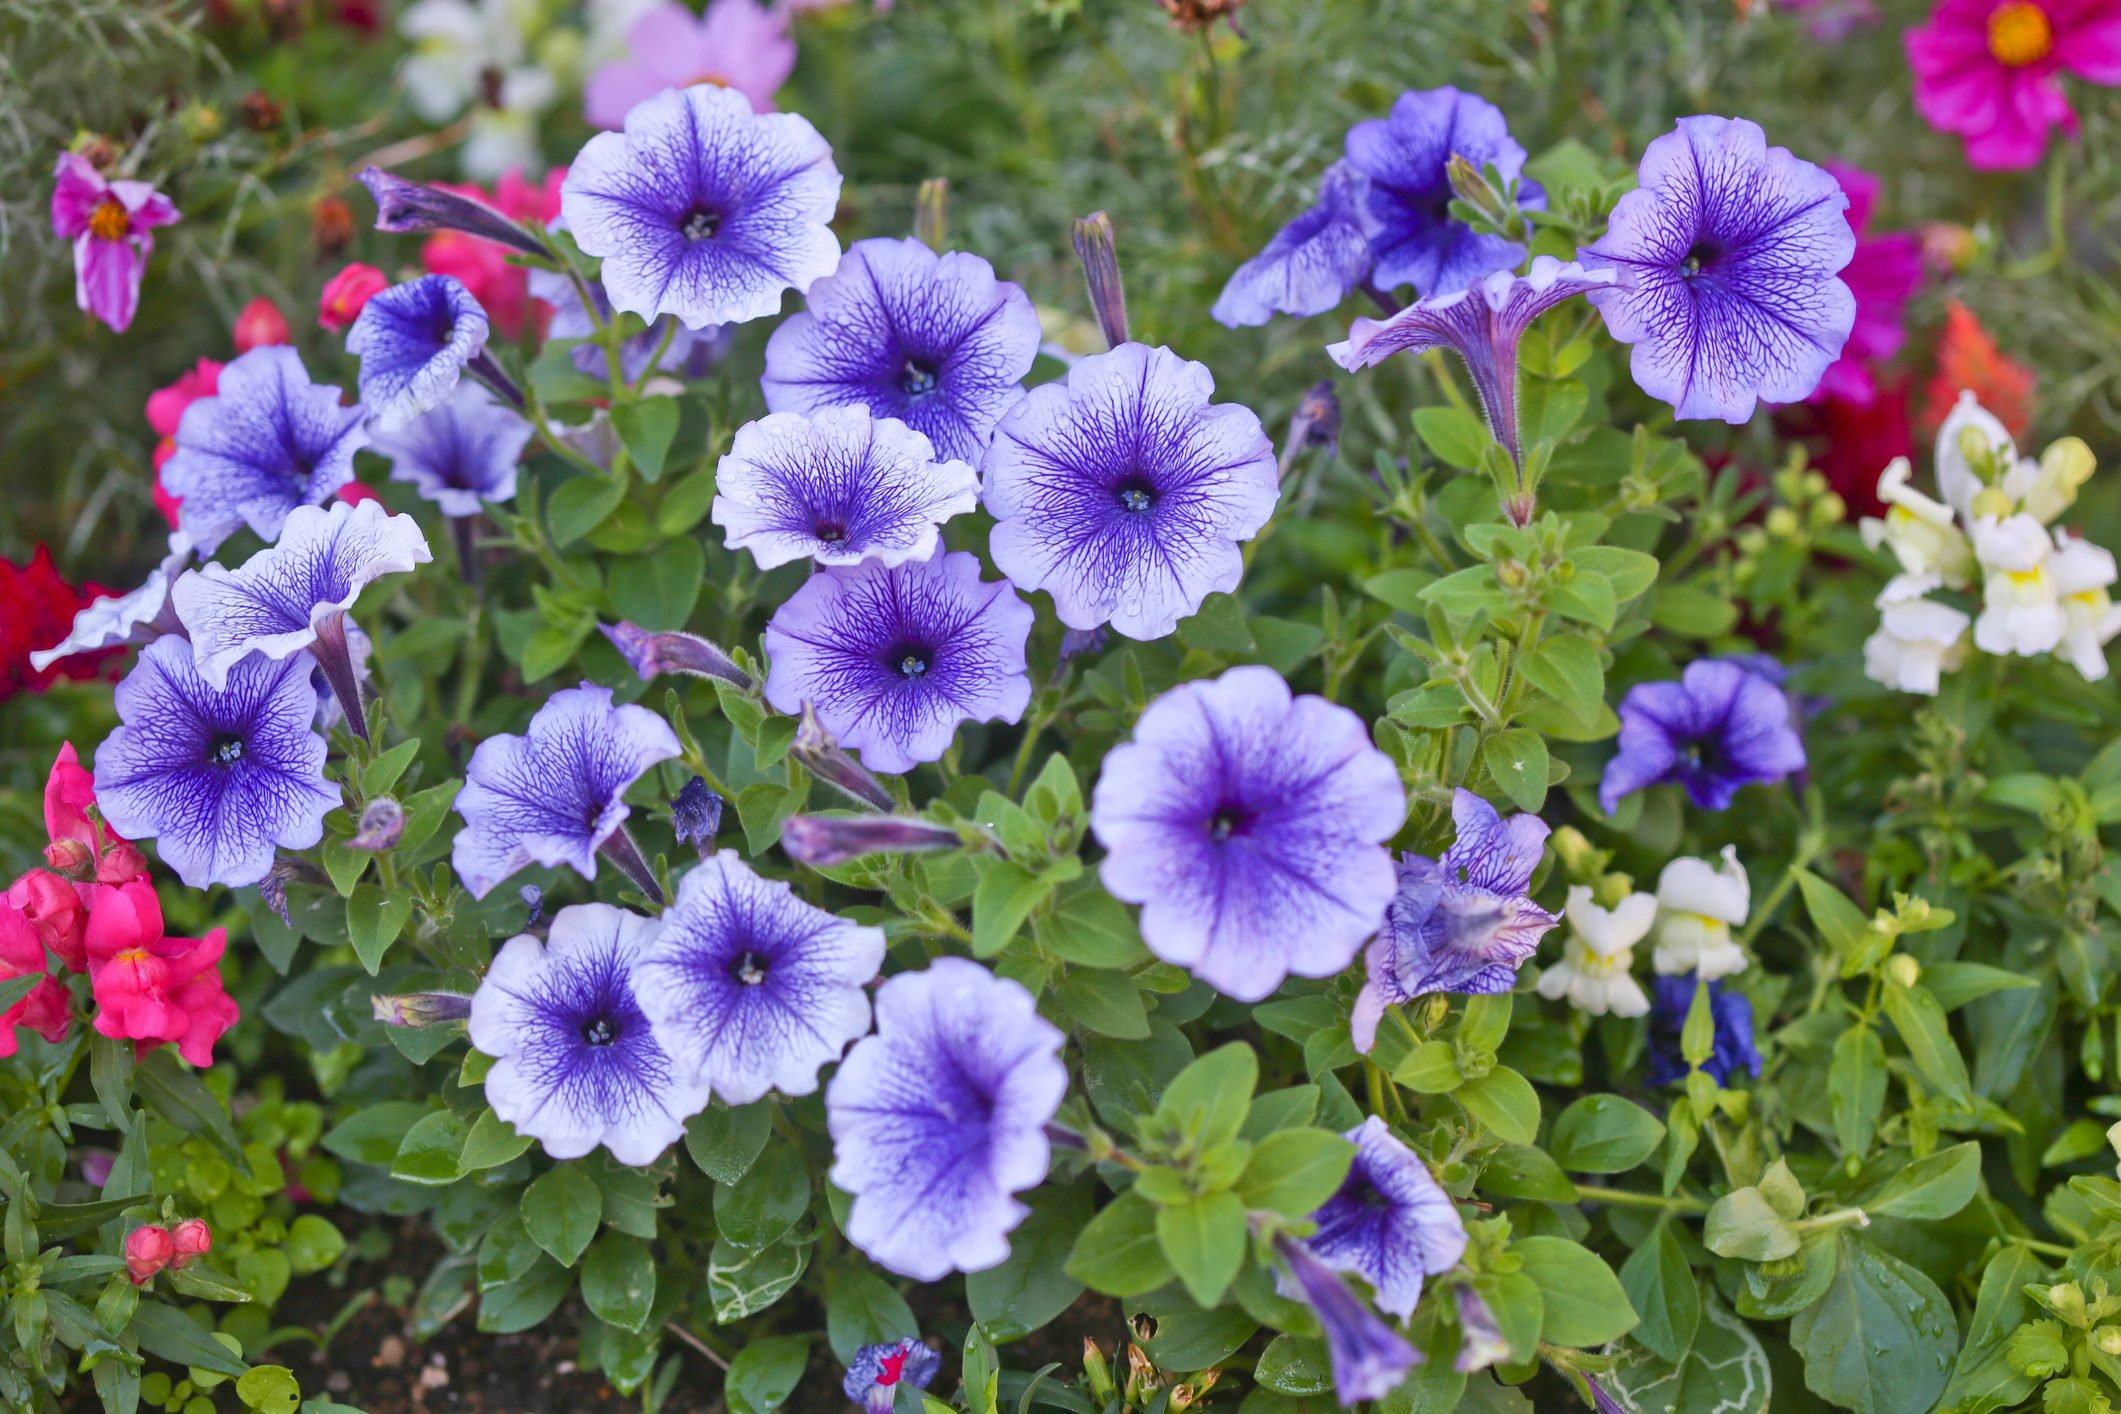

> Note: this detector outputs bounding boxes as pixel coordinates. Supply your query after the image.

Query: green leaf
[1155,1043,1258,1149]
[1619,1224,1700,1364]
[1364,568,1438,615]
[130,1302,248,1378]
[1175,593,1257,655]
[656,465,718,536]
[707,1236,807,1323]
[1545,570,1615,631]
[1920,961,2038,1012]
[1512,1237,1637,1347]
[1793,868,1872,960]
[136,1049,246,1164]
[1056,967,1150,1039]
[1235,1129,1355,1216]
[1456,1067,1539,1145]
[1649,582,1739,639]
[1065,1191,1173,1298]
[547,475,626,547]
[1477,1144,1579,1203]
[971,859,1051,958]
[1549,1094,1665,1173]
[1702,1187,1799,1262]
[1938,1243,2043,1413]
[1413,406,1493,470]
[1394,1041,1464,1093]
[345,885,414,975]
[1034,881,1150,969]
[458,1109,536,1172]
[1519,635,1604,718]
[1828,1023,1887,1163]
[285,1214,346,1276]
[736,782,808,856]
[1734,1227,1838,1321]
[1480,730,1549,813]
[1861,1141,1981,1219]
[824,1265,917,1363]
[1608,1296,1770,1414]
[1157,1191,1249,1308]
[580,1233,656,1333]
[1570,545,1659,602]
[321,837,369,896]
[477,1255,571,1333]
[1789,1235,1956,1414]
[724,1334,811,1414]
[360,739,422,796]
[714,1141,808,1250]
[234,1365,300,1414]
[685,1102,772,1185]
[613,397,680,480]
[390,1109,471,1186]
[966,1186,1091,1342]
[320,1101,430,1166]
[522,1165,602,1267]
[608,535,705,631]
[1881,979,1974,1107]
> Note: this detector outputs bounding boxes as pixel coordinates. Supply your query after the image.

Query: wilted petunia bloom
[470,902,710,1165]
[1578,115,1855,423]
[93,637,340,890]
[827,957,1067,1279]
[1352,788,1557,1046]
[762,237,1042,464]
[30,533,194,674]
[780,813,961,869]
[1091,666,1405,1003]
[713,406,979,570]
[51,151,180,334]
[1306,1116,1469,1319]
[346,274,495,431]
[1212,162,1378,328]
[763,551,1034,775]
[369,382,534,518]
[842,1338,942,1414]
[671,776,724,855]
[600,622,754,690]
[1647,973,1763,1086]
[1273,1234,1421,1405]
[358,165,549,256]
[631,852,884,1104]
[160,346,371,555]
[1598,659,1807,814]
[981,342,1279,641]
[452,683,682,901]
[561,84,842,330]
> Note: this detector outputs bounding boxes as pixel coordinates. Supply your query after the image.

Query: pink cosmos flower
[584,0,796,129]
[319,263,389,332]
[0,902,73,1057]
[1906,0,2121,170]
[420,170,565,338]
[1810,164,1923,406]
[51,152,180,334]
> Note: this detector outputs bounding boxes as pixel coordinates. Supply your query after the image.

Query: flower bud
[318,262,387,332]
[233,297,291,354]
[1885,953,1920,989]
[371,992,474,1028]
[600,622,753,690]
[1081,1339,1116,1402]
[792,705,895,812]
[781,814,961,869]
[1070,211,1129,350]
[1446,153,1507,225]
[125,1224,174,1285]
[95,840,148,884]
[673,777,724,857]
[348,797,405,851]
[2096,1325,2121,1357]
[1278,380,1341,478]
[520,884,545,932]
[171,1218,212,1269]
[357,166,549,258]
[2048,1282,2089,1327]
[42,837,94,877]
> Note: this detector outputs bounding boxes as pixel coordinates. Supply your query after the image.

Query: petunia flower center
[729,949,771,986]
[680,209,722,242]
[1207,805,1254,842]
[1116,478,1157,514]
[581,1016,619,1046]
[896,652,930,678]
[814,519,847,545]
[208,734,246,767]
[1986,1,2053,66]
[88,197,131,243]
[898,358,941,396]
[1681,240,1723,277]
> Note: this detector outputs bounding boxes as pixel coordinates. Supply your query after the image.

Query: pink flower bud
[171,1218,212,1268]
[42,838,94,877]
[125,1224,174,1284]
[318,262,388,332]
[95,841,148,885]
[233,297,291,353]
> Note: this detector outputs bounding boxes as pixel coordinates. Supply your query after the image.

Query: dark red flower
[0,548,117,699]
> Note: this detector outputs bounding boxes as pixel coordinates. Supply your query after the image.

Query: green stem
[1794,1207,1870,1235]
[1572,1185,1711,1214]
[630,319,683,394]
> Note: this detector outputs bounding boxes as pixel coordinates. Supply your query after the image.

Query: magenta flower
[585,0,797,128]
[1811,164,1924,405]
[1907,0,2121,171]
[50,153,179,334]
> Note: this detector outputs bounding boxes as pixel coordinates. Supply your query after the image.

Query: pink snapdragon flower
[233,297,291,353]
[319,263,388,332]
[1906,0,2121,170]
[125,1225,174,1285]
[0,902,73,1057]
[50,152,180,333]
[1811,164,1924,406]
[584,0,796,129]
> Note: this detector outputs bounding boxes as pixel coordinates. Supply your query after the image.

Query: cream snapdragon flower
[1652,846,1749,980]
[1537,886,1654,1017]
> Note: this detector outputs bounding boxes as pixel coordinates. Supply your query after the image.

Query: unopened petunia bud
[125,1224,174,1285]
[781,814,961,869]
[1278,380,1341,478]
[792,705,895,812]
[348,797,405,851]
[371,992,474,1028]
[1071,211,1129,350]
[357,166,548,258]
[600,622,753,690]
[672,777,724,857]
[519,884,545,932]
[170,1218,212,1269]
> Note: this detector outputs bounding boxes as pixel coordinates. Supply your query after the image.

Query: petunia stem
[598,826,665,906]
[310,611,370,744]
[450,515,482,588]
[1570,1185,1711,1213]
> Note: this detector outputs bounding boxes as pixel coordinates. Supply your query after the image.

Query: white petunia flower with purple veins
[763,550,1033,775]
[346,274,497,431]
[370,382,534,519]
[525,262,714,382]
[631,852,884,1104]
[469,902,710,1166]
[161,346,371,556]
[1304,1116,1468,1319]
[825,957,1067,1280]
[712,406,979,570]
[981,342,1279,641]
[561,83,842,330]
[1211,162,1379,329]
[1089,666,1406,1004]
[1352,788,1558,1050]
[30,532,194,673]
[451,682,682,902]
[92,636,340,890]
[762,237,1042,464]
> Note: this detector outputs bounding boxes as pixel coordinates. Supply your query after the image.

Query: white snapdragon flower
[1862,573,1971,696]
[1859,459,1973,587]
[1972,512,2066,657]
[1537,886,1654,1017]
[2050,533,2121,681]
[1932,390,2022,524]
[1652,846,1749,979]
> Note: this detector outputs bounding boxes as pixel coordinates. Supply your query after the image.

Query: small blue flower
[1598,659,1807,815]
[1273,1234,1420,1406]
[1307,1117,1468,1319]
[1647,973,1763,1086]
[842,1338,941,1414]
[347,274,494,431]
[369,383,534,519]
[1212,162,1378,328]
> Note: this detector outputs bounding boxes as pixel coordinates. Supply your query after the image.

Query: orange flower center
[684,71,732,89]
[88,197,131,242]
[1987,1,2053,67]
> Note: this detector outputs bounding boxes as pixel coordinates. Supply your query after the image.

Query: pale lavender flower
[92,637,339,890]
[369,382,533,518]
[346,274,495,431]
[1306,1117,1468,1319]
[469,902,710,1165]
[826,957,1067,1279]
[712,406,979,570]
[451,682,682,901]
[780,814,960,869]
[161,346,370,555]
[762,237,1042,463]
[30,533,193,673]
[1274,1234,1420,1405]
[1453,1287,1511,1372]
[631,852,884,1104]
[1089,666,1405,1003]
[762,550,1034,775]
[981,342,1278,641]
[842,1338,941,1414]
[1598,659,1807,814]
[1211,162,1378,328]
[560,84,842,329]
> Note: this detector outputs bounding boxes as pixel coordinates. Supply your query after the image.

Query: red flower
[318,262,388,332]
[0,901,73,1056]
[1921,299,2035,438]
[232,296,291,353]
[420,169,565,339]
[0,548,117,699]
[171,1218,212,1268]
[147,359,223,529]
[125,1224,174,1285]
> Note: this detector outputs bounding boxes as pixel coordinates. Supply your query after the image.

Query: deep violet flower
[713,406,979,570]
[470,902,710,1165]
[1907,0,2121,171]
[826,957,1067,1279]
[1273,1234,1421,1405]
[762,551,1034,775]
[369,382,534,518]
[92,637,340,890]
[346,274,496,431]
[29,534,193,674]
[525,262,710,382]
[1307,1116,1469,1319]
[357,165,548,257]
[1812,164,1924,406]
[981,342,1279,641]
[584,0,796,128]
[761,237,1043,463]
[50,152,180,333]
[843,1338,941,1414]
[1598,659,1807,815]
[1577,115,1856,423]
[1351,788,1558,1047]
[671,776,724,855]
[1212,162,1378,328]
[630,852,884,1104]
[1089,666,1406,1003]
[1343,87,1543,298]
[451,682,682,901]
[561,83,842,330]
[160,346,371,555]
[1647,973,1763,1085]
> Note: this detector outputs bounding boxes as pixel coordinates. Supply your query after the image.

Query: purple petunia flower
[30,532,193,673]
[1453,1286,1512,1373]
[51,151,180,334]
[561,84,842,330]
[1307,1116,1468,1319]
[524,262,714,382]
[981,342,1279,641]
[160,346,371,556]
[1344,87,1543,298]
[842,1338,941,1414]
[346,274,495,431]
[451,682,682,901]
[601,622,754,690]
[1328,257,1621,473]
[1577,115,1855,423]
[762,550,1033,775]
[630,852,884,1104]
[1089,666,1406,1003]
[1273,1234,1420,1405]
[1212,162,1378,328]
[358,166,548,257]
[1646,973,1762,1086]
[712,406,979,570]
[92,636,340,890]
[761,237,1043,464]
[671,776,723,855]
[1352,788,1558,1048]
[370,382,534,518]
[1597,659,1806,815]
[826,957,1067,1279]
[469,902,711,1165]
